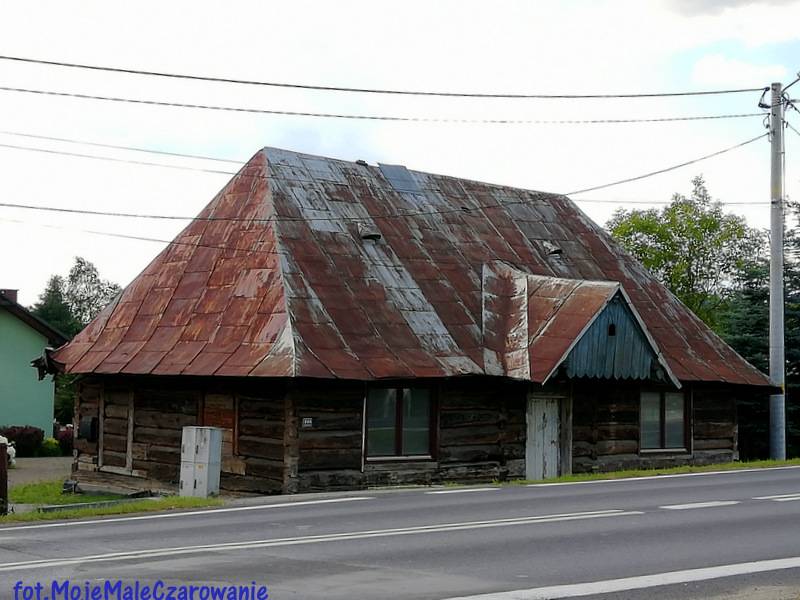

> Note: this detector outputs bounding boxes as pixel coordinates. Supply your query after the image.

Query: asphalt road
[2,467,800,599]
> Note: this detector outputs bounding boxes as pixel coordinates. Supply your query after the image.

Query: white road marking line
[0,509,642,573]
[0,496,375,533]
[427,488,500,495]
[442,556,800,599]
[526,465,800,488]
[753,492,800,500]
[660,501,740,510]
[771,496,800,502]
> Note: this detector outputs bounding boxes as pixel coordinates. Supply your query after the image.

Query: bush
[56,428,73,455]
[0,426,45,457]
[39,437,62,457]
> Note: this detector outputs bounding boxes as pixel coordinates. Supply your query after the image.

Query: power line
[0,142,243,176]
[0,85,764,125]
[0,196,769,224]
[0,130,243,164]
[0,54,768,100]
[566,133,767,196]
[0,133,768,221]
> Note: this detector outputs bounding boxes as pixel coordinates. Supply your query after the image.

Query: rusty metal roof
[52,147,770,386]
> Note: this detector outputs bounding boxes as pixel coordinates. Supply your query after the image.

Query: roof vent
[358,222,382,241]
[543,241,562,256]
[356,159,369,166]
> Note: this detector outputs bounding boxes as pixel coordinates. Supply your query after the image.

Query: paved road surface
[1,467,800,599]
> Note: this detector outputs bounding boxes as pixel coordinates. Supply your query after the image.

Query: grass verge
[10,480,123,505]
[500,458,800,486]
[0,496,223,524]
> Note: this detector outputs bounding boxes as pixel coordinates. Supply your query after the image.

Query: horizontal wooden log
[220,473,282,494]
[133,460,178,482]
[238,397,284,418]
[299,431,362,451]
[573,441,594,458]
[238,418,284,439]
[102,450,126,468]
[134,409,196,430]
[693,438,734,451]
[294,395,363,413]
[222,456,246,476]
[105,390,131,405]
[104,405,129,419]
[103,417,128,435]
[440,425,523,446]
[694,421,735,439]
[135,391,199,415]
[133,426,181,446]
[440,410,501,429]
[102,433,128,453]
[596,425,639,441]
[148,445,181,463]
[438,444,500,464]
[244,457,284,480]
[505,458,525,479]
[294,412,362,432]
[298,469,365,492]
[438,461,501,482]
[131,442,148,461]
[595,440,639,456]
[299,448,361,471]
[238,436,283,460]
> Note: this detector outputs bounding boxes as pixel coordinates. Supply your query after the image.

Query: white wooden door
[526,396,560,480]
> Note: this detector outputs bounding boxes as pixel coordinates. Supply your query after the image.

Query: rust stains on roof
[53,147,769,387]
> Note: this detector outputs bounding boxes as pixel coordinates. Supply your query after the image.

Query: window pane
[640,391,661,449]
[367,389,397,456]
[402,388,430,455]
[664,393,685,448]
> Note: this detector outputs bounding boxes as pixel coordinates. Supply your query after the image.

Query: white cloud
[692,54,788,87]
[0,0,796,305]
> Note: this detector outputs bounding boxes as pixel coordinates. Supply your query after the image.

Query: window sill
[365,455,434,463]
[639,448,691,456]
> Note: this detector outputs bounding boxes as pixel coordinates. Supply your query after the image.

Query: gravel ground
[7,456,73,486]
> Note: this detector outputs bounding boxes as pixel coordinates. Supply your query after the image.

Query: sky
[0,0,798,306]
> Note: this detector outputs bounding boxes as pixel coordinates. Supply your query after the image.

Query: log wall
[291,378,528,492]
[73,377,288,494]
[571,382,738,473]
[73,376,744,493]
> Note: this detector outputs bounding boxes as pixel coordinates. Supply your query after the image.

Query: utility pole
[769,82,786,460]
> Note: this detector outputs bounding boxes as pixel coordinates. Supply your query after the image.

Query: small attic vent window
[608,323,616,337]
[358,222,382,241]
[543,241,562,256]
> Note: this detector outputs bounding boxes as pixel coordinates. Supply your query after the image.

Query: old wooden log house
[43,147,772,494]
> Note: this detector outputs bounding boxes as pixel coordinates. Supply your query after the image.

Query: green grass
[0,496,223,523]
[498,458,800,486]
[9,480,124,505]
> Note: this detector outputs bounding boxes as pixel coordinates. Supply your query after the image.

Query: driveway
[7,456,72,487]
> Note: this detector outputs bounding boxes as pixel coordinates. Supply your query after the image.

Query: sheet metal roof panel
[53,147,769,386]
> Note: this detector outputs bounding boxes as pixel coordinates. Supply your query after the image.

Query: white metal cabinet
[180,426,223,497]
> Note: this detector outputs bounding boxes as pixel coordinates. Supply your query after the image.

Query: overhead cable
[0,85,764,125]
[0,54,768,99]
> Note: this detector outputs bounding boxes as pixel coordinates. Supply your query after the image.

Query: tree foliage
[606,176,765,327]
[606,177,798,458]
[29,257,121,426]
[30,275,83,338]
[64,256,122,327]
